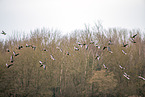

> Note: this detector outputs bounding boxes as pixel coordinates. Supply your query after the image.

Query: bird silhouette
[119,65,125,70]
[122,50,127,55]
[1,31,6,35]
[103,46,107,50]
[39,61,46,70]
[90,40,94,44]
[107,46,113,53]
[10,55,13,63]
[122,42,128,47]
[6,48,10,52]
[39,61,43,65]
[17,45,23,50]
[85,45,88,50]
[43,65,46,70]
[66,52,70,55]
[95,45,100,49]
[138,75,145,80]
[42,48,47,51]
[13,51,19,56]
[77,43,83,47]
[108,40,112,45]
[95,53,100,60]
[103,64,108,69]
[26,44,31,47]
[6,63,13,68]
[130,38,136,43]
[74,47,79,51]
[77,42,82,45]
[50,54,56,60]
[123,72,130,80]
[83,43,86,45]
[31,45,36,51]
[131,34,137,39]
[56,47,63,52]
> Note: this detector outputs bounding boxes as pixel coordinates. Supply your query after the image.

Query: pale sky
[0,0,145,40]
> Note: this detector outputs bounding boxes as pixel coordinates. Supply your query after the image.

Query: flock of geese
[1,30,145,81]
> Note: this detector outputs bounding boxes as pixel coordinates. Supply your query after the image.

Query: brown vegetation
[0,26,145,97]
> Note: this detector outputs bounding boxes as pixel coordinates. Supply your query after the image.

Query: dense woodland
[0,25,145,97]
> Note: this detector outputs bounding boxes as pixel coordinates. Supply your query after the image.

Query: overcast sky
[0,0,145,40]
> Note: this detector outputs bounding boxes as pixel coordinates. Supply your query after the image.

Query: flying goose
[39,61,43,65]
[122,42,128,47]
[90,40,94,44]
[74,47,79,51]
[17,45,23,50]
[130,38,136,43]
[6,63,13,68]
[66,52,70,55]
[103,64,108,69]
[43,65,46,70]
[95,45,100,49]
[31,45,36,50]
[39,61,46,70]
[1,30,6,35]
[123,72,130,80]
[6,48,10,52]
[108,40,112,45]
[80,45,83,48]
[138,75,145,80]
[96,54,100,60]
[119,65,125,70]
[131,34,137,39]
[18,45,21,49]
[20,46,23,48]
[10,55,13,63]
[122,50,127,55]
[85,45,88,50]
[83,43,86,45]
[42,48,47,51]
[50,54,56,60]
[56,47,63,52]
[39,61,46,64]
[107,46,113,53]
[26,44,31,47]
[13,51,19,56]
[77,42,82,45]
[103,46,107,50]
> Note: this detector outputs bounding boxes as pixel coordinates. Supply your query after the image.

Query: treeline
[0,26,145,97]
